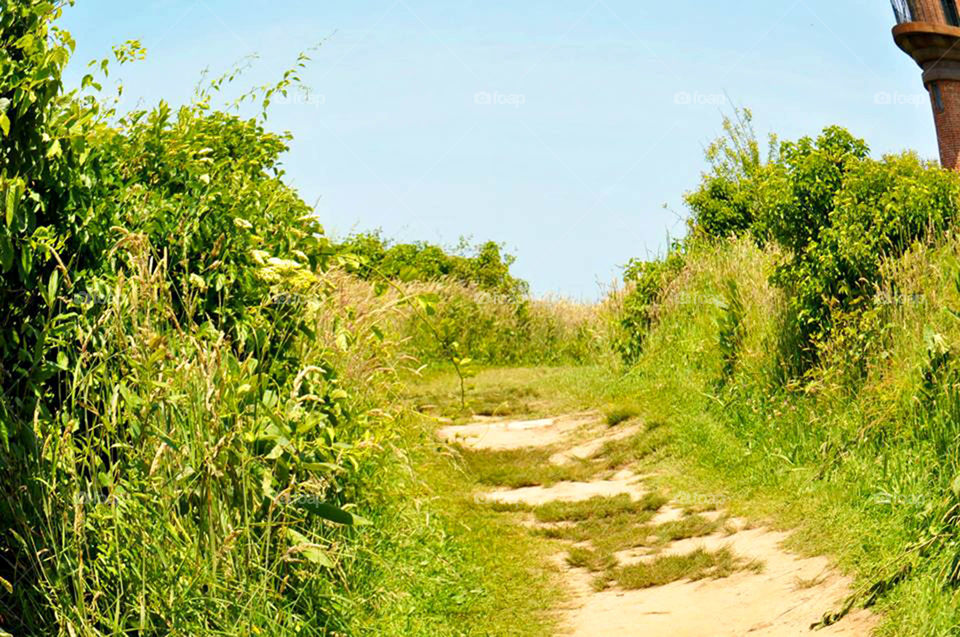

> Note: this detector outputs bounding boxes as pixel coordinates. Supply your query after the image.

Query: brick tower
[893,0,960,169]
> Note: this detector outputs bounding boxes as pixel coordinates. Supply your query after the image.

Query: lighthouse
[892,0,960,169]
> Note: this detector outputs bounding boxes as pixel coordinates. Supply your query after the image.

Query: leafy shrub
[336,231,528,297]
[628,110,960,373]
[685,108,774,239]
[612,247,686,362]
[397,280,604,366]
[717,279,746,384]
[0,4,407,634]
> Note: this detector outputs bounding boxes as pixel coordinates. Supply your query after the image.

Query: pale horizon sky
[60,1,936,299]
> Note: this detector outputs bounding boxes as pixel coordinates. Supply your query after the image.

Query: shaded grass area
[540,512,659,554]
[408,374,545,421]
[566,546,618,573]
[651,514,726,546]
[490,493,668,523]
[403,365,614,423]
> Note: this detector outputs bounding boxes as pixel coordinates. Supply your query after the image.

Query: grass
[538,512,655,551]
[649,514,725,545]
[458,446,598,488]
[608,547,762,590]
[595,428,672,470]
[532,493,668,523]
[356,415,564,635]
[604,401,642,426]
[566,546,618,572]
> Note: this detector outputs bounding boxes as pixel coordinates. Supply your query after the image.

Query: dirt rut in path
[440,414,878,636]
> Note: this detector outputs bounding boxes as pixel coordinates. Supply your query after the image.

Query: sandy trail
[439,414,878,636]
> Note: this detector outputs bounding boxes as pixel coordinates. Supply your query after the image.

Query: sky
[59,0,936,299]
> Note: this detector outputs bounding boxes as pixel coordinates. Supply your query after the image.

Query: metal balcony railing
[893,0,960,25]
[892,0,914,23]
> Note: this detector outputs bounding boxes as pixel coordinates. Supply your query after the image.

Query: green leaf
[0,234,13,273]
[5,182,18,228]
[44,269,59,308]
[0,112,9,137]
[286,528,334,567]
[46,139,62,159]
[297,498,370,526]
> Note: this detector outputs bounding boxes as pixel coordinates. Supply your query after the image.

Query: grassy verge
[419,362,950,634]
[351,413,563,636]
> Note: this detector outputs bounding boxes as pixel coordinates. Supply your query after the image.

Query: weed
[717,279,746,384]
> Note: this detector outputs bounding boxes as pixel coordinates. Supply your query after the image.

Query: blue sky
[60,0,934,299]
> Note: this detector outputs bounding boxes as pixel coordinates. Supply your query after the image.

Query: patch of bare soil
[578,526,877,636]
[484,471,647,506]
[437,413,597,450]
[447,414,878,636]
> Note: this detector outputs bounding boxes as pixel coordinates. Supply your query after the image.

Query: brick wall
[930,80,960,169]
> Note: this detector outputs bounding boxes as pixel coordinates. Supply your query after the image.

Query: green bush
[336,232,528,297]
[400,281,604,366]
[618,109,960,373]
[0,4,401,633]
[612,247,686,363]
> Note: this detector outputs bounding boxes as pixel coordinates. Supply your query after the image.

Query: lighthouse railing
[891,0,914,24]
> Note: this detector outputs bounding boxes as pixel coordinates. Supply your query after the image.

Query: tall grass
[0,235,411,634]
[610,234,960,633]
[328,273,611,367]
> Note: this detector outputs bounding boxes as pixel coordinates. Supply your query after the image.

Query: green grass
[604,401,642,426]
[608,547,762,590]
[532,493,667,523]
[355,416,564,635]
[649,514,725,545]
[458,446,598,488]
[566,546,618,572]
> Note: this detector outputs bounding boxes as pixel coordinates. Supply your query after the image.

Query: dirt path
[439,414,878,636]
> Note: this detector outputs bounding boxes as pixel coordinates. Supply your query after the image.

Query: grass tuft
[458,446,597,488]
[604,401,642,426]
[649,514,724,545]
[608,547,762,590]
[533,493,667,523]
[566,546,618,572]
